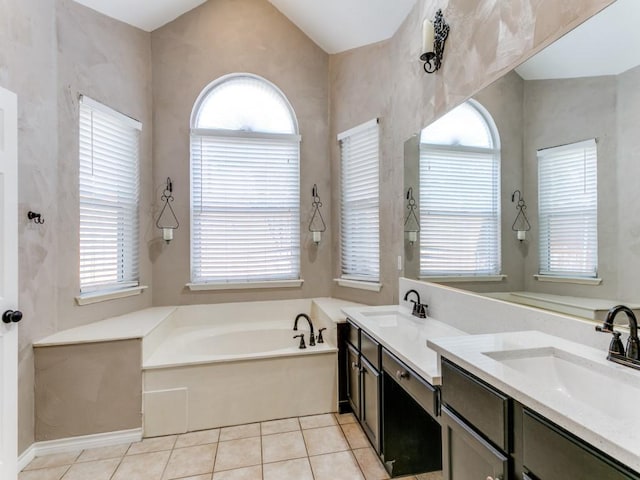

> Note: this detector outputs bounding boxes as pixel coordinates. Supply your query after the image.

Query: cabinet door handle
[351,361,359,370]
[486,476,503,480]
[396,370,410,381]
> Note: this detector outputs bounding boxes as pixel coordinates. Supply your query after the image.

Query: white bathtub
[141,299,340,437]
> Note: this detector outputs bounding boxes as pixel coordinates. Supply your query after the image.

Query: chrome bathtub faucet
[294,313,315,346]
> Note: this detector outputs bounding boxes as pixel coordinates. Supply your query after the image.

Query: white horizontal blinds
[538,139,598,277]
[79,96,141,293]
[190,75,301,284]
[419,144,501,276]
[339,119,380,282]
[191,133,300,283]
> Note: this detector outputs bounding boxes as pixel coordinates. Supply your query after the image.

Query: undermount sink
[358,307,414,327]
[483,347,640,419]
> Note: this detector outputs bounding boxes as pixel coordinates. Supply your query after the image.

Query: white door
[0,85,19,480]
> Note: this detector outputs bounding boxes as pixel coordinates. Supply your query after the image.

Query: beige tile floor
[20,413,443,480]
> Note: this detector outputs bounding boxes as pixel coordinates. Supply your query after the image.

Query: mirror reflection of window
[537,139,598,278]
[419,100,501,277]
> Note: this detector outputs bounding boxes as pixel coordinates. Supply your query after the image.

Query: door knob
[2,310,23,324]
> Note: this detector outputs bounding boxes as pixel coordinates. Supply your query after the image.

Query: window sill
[534,275,602,286]
[333,278,383,292]
[420,275,507,283]
[75,285,148,306]
[187,279,304,291]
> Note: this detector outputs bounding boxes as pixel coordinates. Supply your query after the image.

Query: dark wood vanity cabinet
[522,409,640,480]
[346,342,360,417]
[344,321,381,452]
[440,359,511,480]
[440,358,640,480]
[441,405,509,480]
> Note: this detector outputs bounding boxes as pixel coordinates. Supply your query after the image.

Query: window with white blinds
[419,101,501,277]
[537,139,598,278]
[190,74,300,284]
[339,119,380,282]
[79,95,141,294]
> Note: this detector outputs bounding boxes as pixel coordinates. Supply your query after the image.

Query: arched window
[190,74,300,285]
[419,100,501,277]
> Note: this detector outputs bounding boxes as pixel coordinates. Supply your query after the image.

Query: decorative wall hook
[420,9,450,74]
[309,184,326,245]
[27,211,44,225]
[511,190,531,241]
[404,187,420,244]
[156,177,179,244]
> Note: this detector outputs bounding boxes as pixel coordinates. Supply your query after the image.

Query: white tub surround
[428,331,640,473]
[342,305,466,384]
[33,307,176,347]
[140,298,363,437]
[32,298,363,444]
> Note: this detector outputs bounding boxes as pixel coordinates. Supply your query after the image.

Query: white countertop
[342,305,467,385]
[34,307,176,346]
[428,331,640,472]
[312,297,364,324]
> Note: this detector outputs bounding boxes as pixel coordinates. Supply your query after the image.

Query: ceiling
[516,0,640,80]
[72,0,417,54]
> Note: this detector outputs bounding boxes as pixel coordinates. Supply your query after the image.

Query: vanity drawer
[360,330,380,370]
[440,359,510,451]
[346,319,359,349]
[382,349,437,417]
[523,409,639,480]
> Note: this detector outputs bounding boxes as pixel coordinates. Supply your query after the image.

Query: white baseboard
[18,428,142,472]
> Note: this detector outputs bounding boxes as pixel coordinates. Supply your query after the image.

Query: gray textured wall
[616,66,640,303]
[150,0,332,305]
[55,0,154,331]
[523,75,618,297]
[0,0,152,453]
[34,340,142,441]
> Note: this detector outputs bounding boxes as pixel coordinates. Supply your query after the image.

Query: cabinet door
[441,406,509,480]
[523,409,640,480]
[346,343,361,419]
[361,356,380,452]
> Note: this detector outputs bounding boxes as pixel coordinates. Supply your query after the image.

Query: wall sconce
[404,187,420,245]
[156,177,179,244]
[511,190,531,241]
[309,184,326,245]
[420,9,450,74]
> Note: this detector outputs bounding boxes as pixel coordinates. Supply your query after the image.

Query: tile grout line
[259,421,264,480]
[298,416,316,480]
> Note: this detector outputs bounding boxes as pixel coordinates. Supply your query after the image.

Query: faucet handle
[596,325,615,334]
[293,334,306,349]
[317,328,327,343]
[609,331,626,356]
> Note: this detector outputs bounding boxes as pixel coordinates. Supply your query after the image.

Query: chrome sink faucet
[294,313,315,346]
[403,289,427,318]
[596,305,640,369]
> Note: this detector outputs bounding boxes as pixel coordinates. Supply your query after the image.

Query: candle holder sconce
[309,184,326,245]
[404,187,420,245]
[420,9,450,74]
[156,177,179,244]
[511,190,531,241]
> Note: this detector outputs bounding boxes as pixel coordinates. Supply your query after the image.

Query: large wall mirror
[404,0,640,321]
